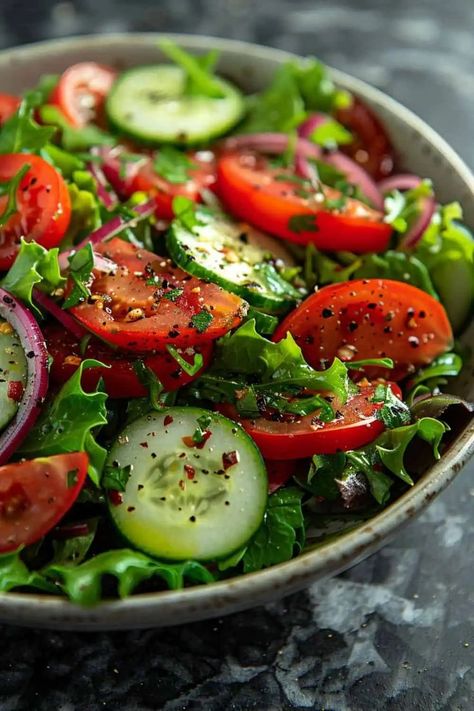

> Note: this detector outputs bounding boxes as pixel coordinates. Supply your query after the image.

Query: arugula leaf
[0,99,55,154]
[415,202,474,331]
[153,146,196,184]
[376,417,447,484]
[239,64,306,134]
[38,105,115,151]
[158,39,225,98]
[242,487,305,572]
[64,181,102,246]
[62,243,94,308]
[410,393,473,421]
[19,359,109,486]
[42,549,215,605]
[372,383,412,428]
[166,345,204,376]
[210,320,349,402]
[383,180,433,233]
[51,520,98,566]
[346,357,394,370]
[102,464,132,493]
[132,360,165,410]
[41,144,85,177]
[289,58,351,112]
[1,239,65,317]
[305,452,346,500]
[172,195,202,231]
[309,118,353,148]
[191,309,213,333]
[0,550,56,594]
[354,250,438,298]
[406,352,463,404]
[0,163,30,227]
[23,73,59,107]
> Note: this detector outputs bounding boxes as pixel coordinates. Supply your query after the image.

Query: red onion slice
[378,174,423,194]
[33,289,88,341]
[87,160,119,210]
[222,132,383,210]
[0,288,49,465]
[377,174,436,248]
[99,146,148,197]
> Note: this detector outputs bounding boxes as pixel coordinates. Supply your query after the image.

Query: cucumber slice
[106,65,244,146]
[167,212,303,313]
[107,407,267,561]
[0,319,27,431]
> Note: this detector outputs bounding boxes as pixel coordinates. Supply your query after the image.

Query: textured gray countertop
[0,1,473,709]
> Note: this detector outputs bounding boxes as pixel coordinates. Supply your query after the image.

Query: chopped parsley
[153,146,196,184]
[191,309,213,333]
[288,214,319,233]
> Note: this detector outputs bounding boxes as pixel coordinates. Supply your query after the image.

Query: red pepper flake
[182,430,212,449]
[164,415,174,426]
[178,479,185,490]
[184,464,195,480]
[108,490,123,506]
[139,441,149,448]
[222,450,239,470]
[7,381,24,402]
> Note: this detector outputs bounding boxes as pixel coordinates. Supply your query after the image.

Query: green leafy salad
[0,40,471,605]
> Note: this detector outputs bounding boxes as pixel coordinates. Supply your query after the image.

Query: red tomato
[69,238,246,351]
[274,279,453,380]
[131,150,217,220]
[51,62,116,127]
[0,452,88,553]
[336,97,395,180]
[0,94,20,125]
[220,384,401,460]
[44,322,212,397]
[0,154,71,271]
[216,151,392,253]
[265,459,298,493]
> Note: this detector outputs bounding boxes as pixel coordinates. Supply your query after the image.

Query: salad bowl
[0,33,472,630]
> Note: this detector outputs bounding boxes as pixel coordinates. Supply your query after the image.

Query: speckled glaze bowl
[0,34,472,630]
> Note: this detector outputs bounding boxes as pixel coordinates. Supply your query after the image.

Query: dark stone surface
[0,1,473,709]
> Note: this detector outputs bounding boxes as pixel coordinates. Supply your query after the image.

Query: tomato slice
[336,97,395,180]
[0,452,88,553]
[44,322,213,397]
[220,384,401,460]
[274,279,453,380]
[216,151,392,253]
[0,154,71,271]
[131,150,217,220]
[69,238,246,351]
[0,94,20,125]
[50,62,116,127]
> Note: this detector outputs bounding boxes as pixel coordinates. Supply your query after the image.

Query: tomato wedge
[274,279,453,380]
[0,154,71,271]
[51,62,116,127]
[69,238,246,351]
[0,452,88,553]
[131,150,216,220]
[220,384,401,460]
[216,151,392,253]
[44,322,213,397]
[336,97,395,180]
[0,94,20,125]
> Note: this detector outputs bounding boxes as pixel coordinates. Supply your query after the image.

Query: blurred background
[1,0,473,166]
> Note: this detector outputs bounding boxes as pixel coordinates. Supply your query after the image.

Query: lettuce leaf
[1,238,65,316]
[19,360,109,485]
[43,549,215,605]
[0,550,57,594]
[242,487,305,572]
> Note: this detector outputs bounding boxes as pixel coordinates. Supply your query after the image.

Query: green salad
[0,40,472,605]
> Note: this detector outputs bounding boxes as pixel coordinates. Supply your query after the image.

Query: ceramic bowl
[0,33,472,630]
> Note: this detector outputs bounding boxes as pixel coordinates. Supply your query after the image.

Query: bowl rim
[0,32,473,628]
